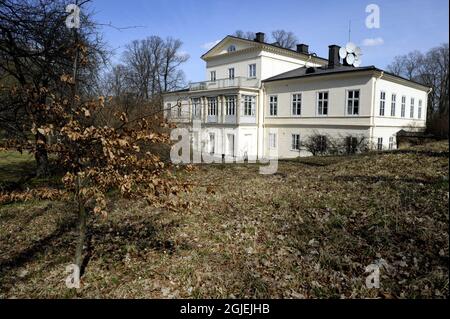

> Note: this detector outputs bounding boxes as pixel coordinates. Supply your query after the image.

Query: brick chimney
[328,45,341,69]
[296,44,309,54]
[255,32,265,43]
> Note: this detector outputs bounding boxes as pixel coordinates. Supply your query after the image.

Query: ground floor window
[377,138,383,151]
[209,133,215,154]
[292,134,301,151]
[346,136,358,154]
[389,136,394,150]
[317,135,327,153]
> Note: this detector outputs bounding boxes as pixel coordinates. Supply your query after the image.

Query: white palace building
[163,32,430,160]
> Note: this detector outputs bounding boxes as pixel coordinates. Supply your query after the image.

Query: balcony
[189,77,259,91]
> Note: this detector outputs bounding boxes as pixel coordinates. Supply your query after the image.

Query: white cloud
[362,37,384,47]
[201,40,220,50]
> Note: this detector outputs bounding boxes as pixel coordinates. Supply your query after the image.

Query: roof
[162,88,190,95]
[263,65,431,90]
[201,35,328,63]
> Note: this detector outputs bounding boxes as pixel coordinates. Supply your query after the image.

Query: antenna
[348,20,352,42]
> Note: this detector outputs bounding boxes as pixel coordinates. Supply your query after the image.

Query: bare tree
[233,30,256,40]
[271,30,298,49]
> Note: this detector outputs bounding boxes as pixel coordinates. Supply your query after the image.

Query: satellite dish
[341,42,363,67]
[346,42,356,54]
[346,53,355,65]
[339,47,347,59]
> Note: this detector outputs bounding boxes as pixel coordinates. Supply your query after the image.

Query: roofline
[263,66,431,91]
[201,35,328,63]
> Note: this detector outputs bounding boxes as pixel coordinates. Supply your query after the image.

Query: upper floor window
[379,91,386,116]
[228,68,235,80]
[269,133,277,149]
[192,98,201,117]
[227,45,236,53]
[347,90,360,115]
[418,100,423,119]
[291,134,301,151]
[410,98,415,118]
[269,95,278,116]
[292,93,302,116]
[225,96,236,116]
[401,96,406,118]
[242,95,256,116]
[317,91,329,116]
[391,94,396,117]
[248,64,257,78]
[210,71,216,82]
[208,97,217,116]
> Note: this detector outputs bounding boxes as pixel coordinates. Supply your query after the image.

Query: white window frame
[228,68,235,80]
[379,91,386,116]
[346,90,360,116]
[317,91,329,116]
[242,95,256,116]
[410,98,415,118]
[269,95,278,116]
[291,134,301,151]
[210,71,216,82]
[248,64,257,78]
[401,96,406,118]
[269,133,277,150]
[192,98,201,117]
[227,45,236,53]
[391,94,396,117]
[209,133,215,154]
[291,93,302,116]
[207,97,217,116]
[225,96,236,116]
[418,99,423,119]
[377,137,383,151]
[389,136,394,150]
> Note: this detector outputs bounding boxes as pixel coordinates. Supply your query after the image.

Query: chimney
[296,44,309,54]
[255,32,265,43]
[328,45,341,69]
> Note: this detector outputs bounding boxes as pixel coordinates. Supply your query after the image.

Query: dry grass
[0,141,448,298]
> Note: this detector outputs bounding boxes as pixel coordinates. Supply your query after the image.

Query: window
[225,96,236,115]
[228,68,235,80]
[192,98,201,117]
[347,90,360,115]
[208,97,217,116]
[292,94,302,116]
[227,45,236,53]
[269,95,278,116]
[377,138,383,151]
[317,135,327,153]
[209,133,215,154]
[410,98,415,118]
[177,104,182,117]
[248,64,257,78]
[389,136,394,150]
[210,71,216,82]
[418,100,423,119]
[292,134,301,150]
[317,92,328,115]
[401,96,406,117]
[391,94,396,117]
[269,133,277,149]
[242,95,256,116]
[346,136,358,154]
[379,91,386,116]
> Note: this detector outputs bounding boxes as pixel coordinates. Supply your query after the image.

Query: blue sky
[91,0,449,82]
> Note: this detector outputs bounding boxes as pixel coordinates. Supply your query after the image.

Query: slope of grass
[0,141,448,298]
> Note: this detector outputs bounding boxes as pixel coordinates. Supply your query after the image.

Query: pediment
[201,36,260,60]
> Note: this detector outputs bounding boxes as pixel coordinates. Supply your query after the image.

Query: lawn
[0,142,448,298]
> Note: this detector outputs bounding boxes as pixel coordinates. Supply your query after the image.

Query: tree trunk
[74,198,87,271]
[35,132,49,177]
